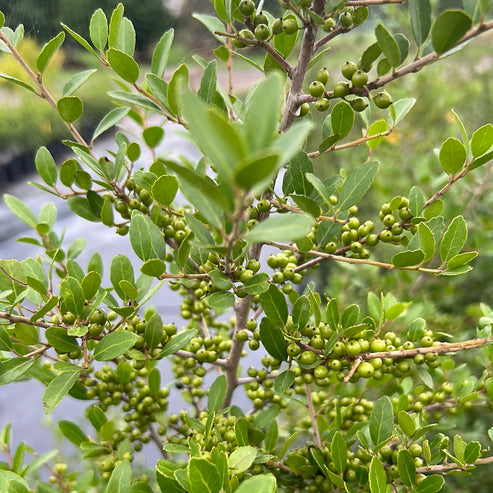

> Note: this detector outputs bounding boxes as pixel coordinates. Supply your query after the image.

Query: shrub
[1,2,493,492]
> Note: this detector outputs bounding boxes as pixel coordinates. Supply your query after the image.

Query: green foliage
[1,1,493,492]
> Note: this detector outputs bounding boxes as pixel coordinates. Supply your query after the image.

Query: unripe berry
[357,361,375,378]
[239,0,255,16]
[309,80,325,98]
[339,12,353,28]
[333,81,350,98]
[282,18,298,35]
[350,97,368,112]
[299,102,310,117]
[351,70,368,88]
[374,91,393,109]
[253,11,268,26]
[255,24,271,41]
[341,61,358,80]
[316,67,330,85]
[272,18,283,35]
[379,230,393,242]
[315,98,330,111]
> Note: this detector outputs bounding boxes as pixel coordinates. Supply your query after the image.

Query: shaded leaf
[440,215,467,263]
[431,10,472,55]
[369,396,393,445]
[37,32,64,73]
[93,107,130,142]
[152,29,174,78]
[94,331,139,361]
[245,213,313,244]
[337,160,379,211]
[208,375,227,412]
[409,0,431,46]
[259,317,288,361]
[159,329,198,358]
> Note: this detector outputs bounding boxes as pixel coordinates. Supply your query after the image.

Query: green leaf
[431,10,472,55]
[58,420,87,446]
[129,211,166,261]
[359,42,382,73]
[464,441,481,464]
[409,0,431,46]
[46,327,79,353]
[369,456,386,493]
[106,459,131,493]
[275,120,313,165]
[260,284,288,327]
[391,249,425,268]
[61,23,99,58]
[273,370,295,394]
[108,4,135,55]
[0,358,35,385]
[198,60,217,105]
[188,457,221,493]
[244,75,284,152]
[62,68,97,97]
[159,329,198,358]
[367,120,388,150]
[469,149,493,171]
[418,223,436,262]
[167,63,189,116]
[398,410,416,436]
[234,474,276,493]
[290,194,321,218]
[93,107,130,142]
[397,449,415,486]
[192,13,226,43]
[151,175,178,207]
[229,446,257,473]
[369,396,393,445]
[337,160,379,211]
[60,276,85,316]
[184,212,215,246]
[208,375,227,412]
[107,48,139,83]
[3,194,37,228]
[43,367,82,414]
[152,29,174,78]
[35,146,57,187]
[439,137,466,174]
[331,101,354,139]
[375,24,401,67]
[182,92,246,182]
[440,215,467,263]
[470,124,493,157]
[388,98,416,126]
[57,96,83,123]
[110,254,134,300]
[259,317,288,361]
[108,90,161,113]
[415,474,445,493]
[36,32,64,73]
[145,313,163,351]
[446,251,478,270]
[331,431,347,473]
[90,8,108,51]
[245,213,313,244]
[235,153,281,193]
[243,273,270,295]
[94,331,139,361]
[207,291,235,310]
[0,73,36,94]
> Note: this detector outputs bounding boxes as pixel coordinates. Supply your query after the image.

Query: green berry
[255,24,271,41]
[299,102,310,117]
[257,199,270,212]
[351,70,368,88]
[316,67,330,85]
[239,0,255,16]
[380,230,393,242]
[374,91,393,109]
[253,11,268,26]
[357,362,375,378]
[282,18,298,35]
[333,81,350,98]
[309,80,325,98]
[345,340,362,357]
[315,98,330,111]
[341,61,358,80]
[324,241,337,254]
[339,12,353,28]
[272,18,283,35]
[300,350,317,365]
[350,97,368,112]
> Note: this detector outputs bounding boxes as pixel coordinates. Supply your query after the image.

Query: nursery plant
[1,1,493,491]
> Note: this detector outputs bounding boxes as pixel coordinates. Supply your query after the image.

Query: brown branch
[361,337,493,361]
[346,0,406,4]
[308,128,394,158]
[306,383,322,448]
[416,455,493,475]
[0,30,88,148]
[0,311,53,329]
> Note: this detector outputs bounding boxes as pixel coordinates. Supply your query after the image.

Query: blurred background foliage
[0,2,493,489]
